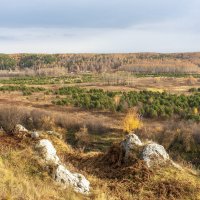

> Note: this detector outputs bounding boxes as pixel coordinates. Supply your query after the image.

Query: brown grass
[137,120,200,166]
[0,122,200,200]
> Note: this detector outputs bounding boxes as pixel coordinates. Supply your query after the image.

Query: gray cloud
[0,0,199,53]
[0,0,194,28]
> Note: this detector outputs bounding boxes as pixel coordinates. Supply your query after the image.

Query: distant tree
[0,54,16,70]
[42,55,57,64]
[19,54,40,69]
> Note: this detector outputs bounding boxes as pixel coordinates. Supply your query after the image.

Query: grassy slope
[0,131,200,200]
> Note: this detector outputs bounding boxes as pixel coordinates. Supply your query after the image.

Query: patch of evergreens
[52,87,200,121]
[0,74,94,85]
[0,85,46,95]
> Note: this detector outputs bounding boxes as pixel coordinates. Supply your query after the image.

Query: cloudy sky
[0,0,200,53]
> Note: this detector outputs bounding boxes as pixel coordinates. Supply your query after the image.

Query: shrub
[123,110,142,133]
[40,115,56,131]
[22,109,47,130]
[74,126,91,151]
[0,106,24,134]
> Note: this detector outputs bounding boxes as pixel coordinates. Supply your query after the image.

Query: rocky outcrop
[54,165,90,194]
[119,133,178,168]
[36,139,90,194]
[121,133,143,160]
[141,143,169,167]
[36,139,60,165]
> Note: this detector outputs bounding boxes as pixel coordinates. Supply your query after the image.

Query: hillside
[0,105,200,200]
[0,118,200,200]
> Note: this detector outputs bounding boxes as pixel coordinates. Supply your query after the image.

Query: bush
[0,106,24,134]
[123,110,142,133]
[74,126,91,151]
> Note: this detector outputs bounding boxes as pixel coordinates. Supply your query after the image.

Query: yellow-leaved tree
[123,110,142,133]
[193,107,198,115]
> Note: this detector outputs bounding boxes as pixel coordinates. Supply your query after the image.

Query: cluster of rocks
[121,133,179,168]
[11,124,181,195]
[14,124,90,194]
[14,124,61,139]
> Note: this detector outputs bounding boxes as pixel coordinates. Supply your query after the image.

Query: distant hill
[0,53,200,74]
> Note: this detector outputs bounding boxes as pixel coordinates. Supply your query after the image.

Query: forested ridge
[1,53,200,73]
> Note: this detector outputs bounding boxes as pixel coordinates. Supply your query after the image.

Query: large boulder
[36,139,60,165]
[141,143,169,167]
[54,165,90,194]
[121,133,143,159]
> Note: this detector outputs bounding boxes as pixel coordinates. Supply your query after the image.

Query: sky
[0,0,200,53]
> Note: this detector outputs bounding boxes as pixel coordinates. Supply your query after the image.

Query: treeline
[0,53,200,74]
[121,59,199,73]
[52,87,200,121]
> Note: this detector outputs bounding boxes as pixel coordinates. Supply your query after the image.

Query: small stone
[31,131,40,139]
[47,131,62,139]
[15,124,28,133]
[47,131,54,135]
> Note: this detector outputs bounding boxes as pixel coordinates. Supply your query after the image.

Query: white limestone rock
[36,139,90,194]
[122,133,143,148]
[121,133,143,159]
[54,164,90,194]
[15,124,28,133]
[36,139,60,165]
[142,143,169,167]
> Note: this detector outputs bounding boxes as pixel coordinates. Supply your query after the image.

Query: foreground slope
[0,127,200,200]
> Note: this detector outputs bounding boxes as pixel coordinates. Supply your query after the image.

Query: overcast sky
[0,0,200,53]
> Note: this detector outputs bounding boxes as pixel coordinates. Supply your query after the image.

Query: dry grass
[137,120,200,167]
[0,134,84,200]
[61,142,200,200]
[0,126,200,200]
